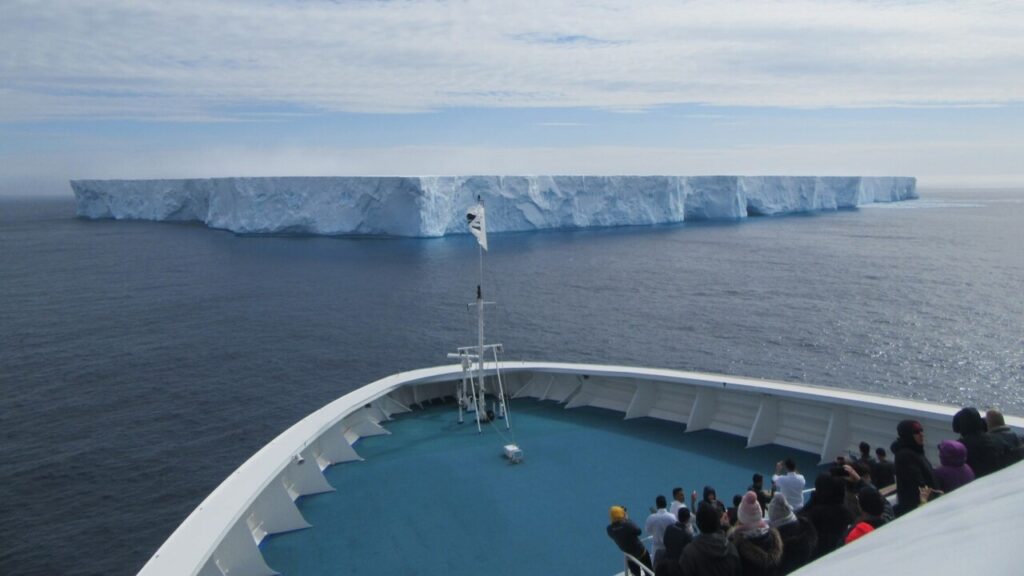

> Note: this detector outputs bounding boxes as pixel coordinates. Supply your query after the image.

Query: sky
[1,0,1023,196]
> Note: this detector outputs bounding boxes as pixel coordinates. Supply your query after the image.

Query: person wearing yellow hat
[606,505,652,576]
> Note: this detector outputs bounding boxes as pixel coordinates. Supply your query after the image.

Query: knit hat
[737,491,765,528]
[767,493,796,528]
[609,506,625,523]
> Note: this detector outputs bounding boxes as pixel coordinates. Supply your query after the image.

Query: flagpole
[477,242,485,423]
[476,201,486,425]
[463,196,499,433]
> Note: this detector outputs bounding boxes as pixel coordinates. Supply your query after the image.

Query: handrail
[622,552,656,576]
[614,532,655,573]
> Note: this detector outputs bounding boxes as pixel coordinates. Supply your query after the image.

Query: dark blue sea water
[1,189,1022,575]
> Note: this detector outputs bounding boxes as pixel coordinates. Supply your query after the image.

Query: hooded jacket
[891,419,938,516]
[934,439,975,492]
[799,474,852,559]
[701,486,728,517]
[775,516,817,575]
[678,532,742,576]
[731,528,783,576]
[953,407,1008,477]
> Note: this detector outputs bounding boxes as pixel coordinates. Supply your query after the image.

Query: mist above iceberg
[71,175,917,237]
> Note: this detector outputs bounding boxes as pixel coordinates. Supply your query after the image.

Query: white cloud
[2,0,1023,121]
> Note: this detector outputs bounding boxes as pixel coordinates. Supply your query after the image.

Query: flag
[466,202,487,251]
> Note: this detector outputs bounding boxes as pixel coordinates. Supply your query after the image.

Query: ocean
[1,188,1022,575]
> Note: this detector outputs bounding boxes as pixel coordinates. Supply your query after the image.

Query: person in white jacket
[771,458,806,511]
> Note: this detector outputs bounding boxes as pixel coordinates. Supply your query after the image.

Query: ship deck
[260,397,820,575]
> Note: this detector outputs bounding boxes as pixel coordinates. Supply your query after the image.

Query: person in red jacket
[844,487,888,545]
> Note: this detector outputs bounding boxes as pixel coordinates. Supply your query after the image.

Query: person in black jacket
[768,493,817,575]
[986,409,1024,466]
[871,447,896,489]
[678,503,741,576]
[954,407,1009,477]
[891,419,940,517]
[748,473,771,513]
[694,486,728,518]
[657,508,694,576]
[608,506,652,576]
[842,486,888,545]
[799,474,852,559]
[663,507,693,562]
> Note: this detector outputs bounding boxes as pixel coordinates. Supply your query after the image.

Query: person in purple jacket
[934,439,975,493]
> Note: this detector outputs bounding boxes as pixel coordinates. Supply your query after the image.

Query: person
[953,407,1008,477]
[772,458,806,511]
[660,508,694,572]
[985,409,1023,466]
[871,447,896,488]
[835,461,868,520]
[694,486,727,519]
[840,461,893,521]
[679,503,742,576]
[843,486,887,545]
[646,495,678,565]
[726,494,742,527]
[891,419,940,517]
[608,505,652,576]
[933,439,975,493]
[748,473,770,512]
[856,441,874,467]
[670,486,690,517]
[799,474,852,559]
[768,492,817,575]
[728,491,783,576]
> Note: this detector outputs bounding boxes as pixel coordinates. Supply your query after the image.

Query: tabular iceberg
[71,175,917,237]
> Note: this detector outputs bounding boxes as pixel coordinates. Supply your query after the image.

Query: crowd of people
[607,407,1023,576]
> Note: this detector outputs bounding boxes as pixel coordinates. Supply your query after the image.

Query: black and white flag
[466,202,487,251]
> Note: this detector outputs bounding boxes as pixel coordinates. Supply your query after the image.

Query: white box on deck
[503,444,523,463]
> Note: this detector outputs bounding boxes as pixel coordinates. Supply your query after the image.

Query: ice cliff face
[71,175,917,237]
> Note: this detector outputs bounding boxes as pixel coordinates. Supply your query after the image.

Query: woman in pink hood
[934,439,975,493]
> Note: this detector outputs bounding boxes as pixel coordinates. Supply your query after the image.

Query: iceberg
[71,175,917,237]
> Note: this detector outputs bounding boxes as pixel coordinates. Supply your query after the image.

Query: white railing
[617,535,655,576]
[622,552,656,576]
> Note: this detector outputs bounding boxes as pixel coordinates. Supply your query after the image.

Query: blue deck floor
[261,398,820,575]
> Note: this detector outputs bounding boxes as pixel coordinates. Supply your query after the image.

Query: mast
[476,248,485,412]
[449,196,511,433]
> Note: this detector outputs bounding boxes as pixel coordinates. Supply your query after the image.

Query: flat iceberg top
[71,175,917,237]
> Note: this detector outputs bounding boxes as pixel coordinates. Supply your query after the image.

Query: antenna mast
[448,197,511,434]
